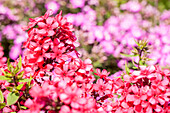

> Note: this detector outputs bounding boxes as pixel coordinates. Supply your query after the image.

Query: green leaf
[7,79,14,83]
[130,83,134,85]
[7,59,14,72]
[18,56,22,69]
[27,76,33,87]
[15,56,22,74]
[132,66,138,69]
[125,61,130,74]
[7,92,20,106]
[0,103,6,109]
[0,89,4,103]
[114,93,121,98]
[6,87,14,92]
[1,69,6,74]
[14,67,19,75]
[120,53,138,57]
[21,106,27,109]
[139,60,143,65]
[117,94,121,98]
[16,84,24,90]
[18,78,32,83]
[134,40,140,46]
[5,72,12,77]
[17,71,24,79]
[0,76,10,80]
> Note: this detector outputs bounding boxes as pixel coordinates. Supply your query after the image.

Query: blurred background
[0,0,170,75]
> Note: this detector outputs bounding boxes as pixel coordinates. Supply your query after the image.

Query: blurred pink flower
[45,1,60,14]
[9,45,21,60]
[121,1,142,13]
[70,0,85,8]
[161,10,170,20]
[2,25,16,40]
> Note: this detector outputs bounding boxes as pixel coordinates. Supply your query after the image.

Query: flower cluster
[0,10,97,113]
[22,9,79,78]
[92,66,170,113]
[0,3,27,60]
[64,0,170,69]
[0,9,170,113]
[110,66,170,113]
[1,0,170,73]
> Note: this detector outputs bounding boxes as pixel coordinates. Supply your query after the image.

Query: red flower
[93,79,112,96]
[95,68,110,78]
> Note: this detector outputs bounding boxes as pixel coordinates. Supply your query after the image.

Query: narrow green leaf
[132,47,138,54]
[134,40,140,46]
[21,106,27,109]
[125,61,130,74]
[18,78,32,83]
[1,69,6,74]
[14,67,19,75]
[120,53,138,57]
[0,103,6,109]
[7,79,14,83]
[0,89,4,103]
[6,87,14,92]
[0,76,10,80]
[7,92,20,106]
[18,55,22,70]
[27,76,33,87]
[17,71,24,79]
[5,72,12,77]
[7,59,14,72]
[132,66,138,69]
[16,84,24,90]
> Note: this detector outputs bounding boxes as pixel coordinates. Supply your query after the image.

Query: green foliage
[7,92,20,106]
[6,87,14,92]
[0,56,33,108]
[0,89,4,103]
[120,53,138,57]
[14,56,22,74]
[0,103,6,109]
[20,106,27,109]
[122,39,151,70]
[17,71,24,79]
[0,75,11,80]
[0,56,32,84]
[16,84,24,90]
[7,58,14,72]
[125,61,130,75]
[18,78,33,83]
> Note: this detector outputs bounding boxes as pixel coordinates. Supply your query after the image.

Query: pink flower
[70,0,85,8]
[45,1,60,14]
[54,64,75,77]
[93,79,112,96]
[95,68,110,78]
